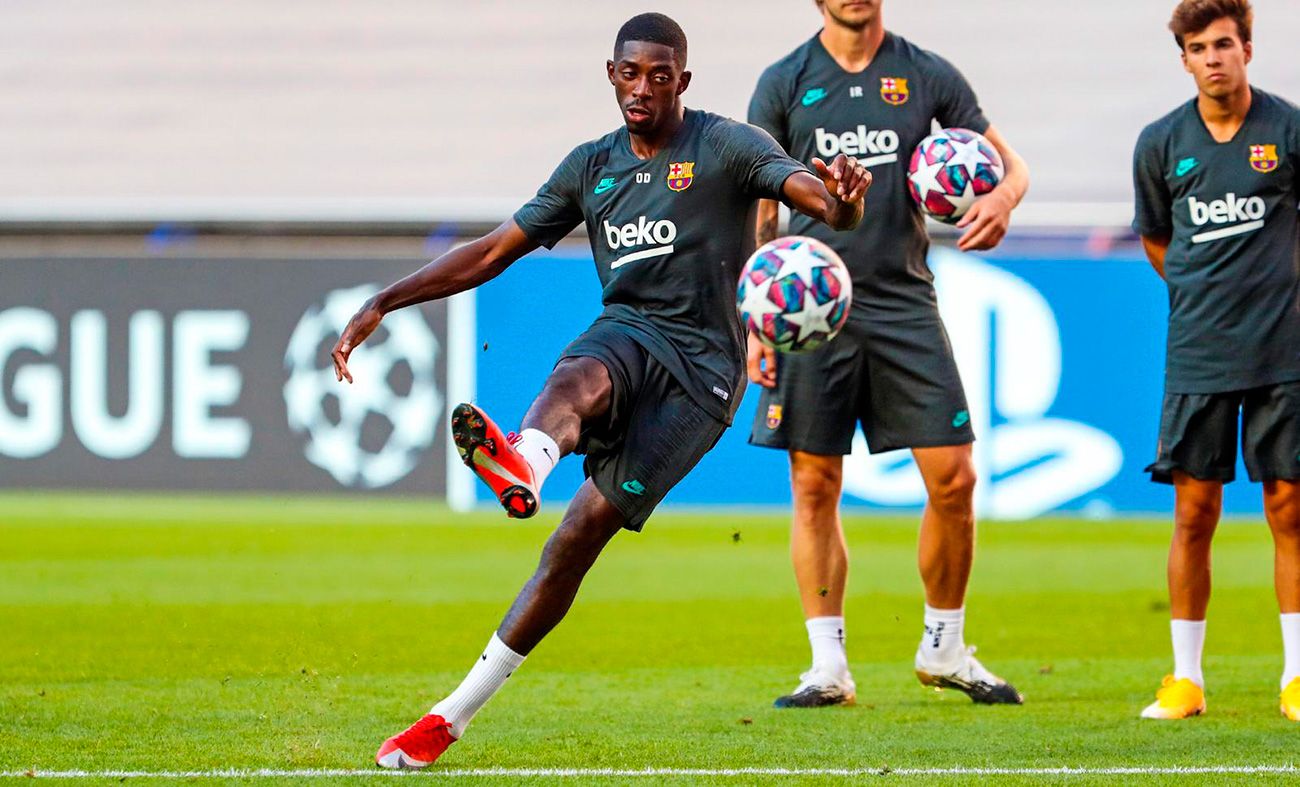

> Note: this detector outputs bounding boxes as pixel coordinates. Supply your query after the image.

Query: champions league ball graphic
[283,284,442,489]
[907,127,1005,223]
[738,236,852,353]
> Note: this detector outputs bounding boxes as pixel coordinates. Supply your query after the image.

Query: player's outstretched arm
[782,153,871,231]
[956,125,1029,252]
[1139,233,1171,280]
[332,220,539,383]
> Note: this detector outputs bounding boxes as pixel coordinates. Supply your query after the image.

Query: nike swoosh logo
[801,88,827,107]
[593,178,616,194]
[1175,158,1198,177]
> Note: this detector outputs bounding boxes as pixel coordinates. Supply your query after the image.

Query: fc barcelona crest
[766,404,783,429]
[667,161,695,191]
[1250,144,1279,173]
[880,77,909,105]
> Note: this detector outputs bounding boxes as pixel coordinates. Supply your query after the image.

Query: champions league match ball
[737,236,852,353]
[907,127,1005,223]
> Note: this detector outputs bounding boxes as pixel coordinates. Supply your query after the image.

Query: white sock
[1171,619,1206,687]
[806,616,848,679]
[430,633,526,738]
[1281,613,1300,690]
[920,605,965,667]
[514,428,559,492]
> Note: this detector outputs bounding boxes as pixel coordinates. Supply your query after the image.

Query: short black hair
[614,12,687,67]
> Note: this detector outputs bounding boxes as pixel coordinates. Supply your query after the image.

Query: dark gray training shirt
[749,31,988,321]
[513,108,807,423]
[1133,87,1300,394]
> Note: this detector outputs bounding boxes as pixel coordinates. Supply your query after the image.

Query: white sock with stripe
[430,633,526,738]
[806,616,848,679]
[920,605,966,668]
[513,428,559,492]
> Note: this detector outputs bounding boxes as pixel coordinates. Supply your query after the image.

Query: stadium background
[4,0,1300,515]
[7,2,1300,782]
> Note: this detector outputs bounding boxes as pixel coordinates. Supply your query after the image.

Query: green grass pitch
[1,493,1297,785]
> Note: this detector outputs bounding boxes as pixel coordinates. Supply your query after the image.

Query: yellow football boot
[1140,675,1205,719]
[1280,677,1300,721]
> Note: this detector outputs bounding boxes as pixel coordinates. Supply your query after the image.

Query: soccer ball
[907,127,1004,223]
[283,284,442,489]
[737,236,852,353]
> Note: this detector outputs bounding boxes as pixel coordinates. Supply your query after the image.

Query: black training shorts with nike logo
[749,316,973,456]
[746,32,984,457]
[560,321,725,531]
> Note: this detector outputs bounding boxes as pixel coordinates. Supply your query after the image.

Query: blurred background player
[332,13,871,768]
[1132,0,1300,721]
[745,0,1030,708]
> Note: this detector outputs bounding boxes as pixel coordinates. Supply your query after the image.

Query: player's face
[818,0,881,31]
[1180,17,1252,99]
[607,42,690,135]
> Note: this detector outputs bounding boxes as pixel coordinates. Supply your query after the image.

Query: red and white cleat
[375,713,457,770]
[450,402,539,518]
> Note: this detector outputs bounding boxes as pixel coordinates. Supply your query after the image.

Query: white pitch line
[2,765,1298,778]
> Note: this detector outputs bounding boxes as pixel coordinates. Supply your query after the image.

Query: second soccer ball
[907,127,1005,223]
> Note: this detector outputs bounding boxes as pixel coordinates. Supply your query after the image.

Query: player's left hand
[331,301,384,383]
[812,154,871,204]
[956,188,1015,251]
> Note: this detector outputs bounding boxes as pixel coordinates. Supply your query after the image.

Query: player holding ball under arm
[745,0,1029,709]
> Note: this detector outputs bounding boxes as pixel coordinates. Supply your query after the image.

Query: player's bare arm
[955,124,1029,252]
[782,153,871,231]
[754,198,780,247]
[748,199,782,387]
[747,199,781,386]
[746,331,778,388]
[1140,233,1170,280]
[332,220,539,382]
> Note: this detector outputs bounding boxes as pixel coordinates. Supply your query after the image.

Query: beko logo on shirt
[814,126,899,167]
[603,216,678,269]
[1187,193,1266,244]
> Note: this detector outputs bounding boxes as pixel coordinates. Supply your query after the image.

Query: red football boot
[450,402,539,518]
[375,713,457,770]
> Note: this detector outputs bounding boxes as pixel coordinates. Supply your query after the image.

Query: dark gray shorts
[559,323,726,531]
[749,316,973,455]
[1147,381,1300,484]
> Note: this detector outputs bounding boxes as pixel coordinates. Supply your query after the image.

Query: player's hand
[331,301,384,383]
[747,331,777,388]
[812,154,871,204]
[956,188,1015,251]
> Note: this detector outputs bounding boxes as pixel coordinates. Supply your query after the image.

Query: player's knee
[790,458,843,512]
[547,357,611,411]
[1173,498,1219,539]
[1264,487,1300,537]
[928,463,976,519]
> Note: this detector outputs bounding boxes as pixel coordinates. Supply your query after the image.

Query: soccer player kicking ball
[745,0,1029,708]
[332,13,871,769]
[1132,0,1300,721]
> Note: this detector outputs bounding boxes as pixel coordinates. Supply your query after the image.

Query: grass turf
[1,493,1297,785]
